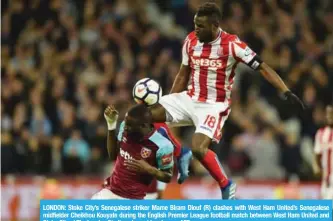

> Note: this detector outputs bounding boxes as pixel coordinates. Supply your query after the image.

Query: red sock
[200,150,229,188]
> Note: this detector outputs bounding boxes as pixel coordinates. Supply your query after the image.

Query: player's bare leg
[192,133,236,199]
[150,103,167,122]
[150,103,192,183]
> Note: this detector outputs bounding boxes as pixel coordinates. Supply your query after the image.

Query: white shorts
[91,189,128,200]
[159,91,230,143]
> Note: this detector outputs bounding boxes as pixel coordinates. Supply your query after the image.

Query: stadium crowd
[1,0,333,183]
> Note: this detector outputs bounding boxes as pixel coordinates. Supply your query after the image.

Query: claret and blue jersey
[106,121,174,199]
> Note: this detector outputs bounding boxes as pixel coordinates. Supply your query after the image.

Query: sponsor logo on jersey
[140,147,152,158]
[161,153,173,166]
[119,148,133,160]
[190,57,223,68]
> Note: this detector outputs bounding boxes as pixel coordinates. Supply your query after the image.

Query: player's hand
[104,105,118,130]
[283,91,305,111]
[124,159,153,174]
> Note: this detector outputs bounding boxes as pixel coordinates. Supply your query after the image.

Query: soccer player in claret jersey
[313,104,333,200]
[91,105,175,199]
[149,2,305,199]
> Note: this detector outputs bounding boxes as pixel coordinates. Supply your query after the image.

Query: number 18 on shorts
[159,91,230,143]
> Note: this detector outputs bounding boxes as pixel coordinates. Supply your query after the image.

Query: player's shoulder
[153,122,167,130]
[221,31,240,42]
[316,126,328,136]
[317,126,328,132]
[148,130,173,151]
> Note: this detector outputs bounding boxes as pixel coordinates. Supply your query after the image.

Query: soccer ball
[132,78,162,106]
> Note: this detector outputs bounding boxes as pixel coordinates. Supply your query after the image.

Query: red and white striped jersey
[314,126,333,188]
[182,28,261,103]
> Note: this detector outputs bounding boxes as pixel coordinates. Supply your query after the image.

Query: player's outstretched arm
[259,62,289,93]
[124,159,173,183]
[169,64,191,94]
[259,62,305,110]
[104,105,119,160]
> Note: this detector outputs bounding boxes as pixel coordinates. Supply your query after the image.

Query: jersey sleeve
[156,143,174,170]
[117,121,125,142]
[314,130,322,154]
[231,37,262,70]
[156,124,181,150]
[157,124,181,156]
[149,132,174,170]
[181,38,190,66]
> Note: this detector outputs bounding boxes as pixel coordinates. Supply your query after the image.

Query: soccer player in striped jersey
[149,2,304,199]
[313,104,333,200]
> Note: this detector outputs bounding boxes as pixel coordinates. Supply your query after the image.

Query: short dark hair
[196,2,222,26]
[127,104,152,124]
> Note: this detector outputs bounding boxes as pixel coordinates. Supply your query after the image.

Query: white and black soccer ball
[132,78,162,106]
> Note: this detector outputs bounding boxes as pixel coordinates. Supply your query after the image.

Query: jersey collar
[208,28,222,44]
[142,128,156,141]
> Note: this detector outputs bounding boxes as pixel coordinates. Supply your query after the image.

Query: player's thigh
[194,103,230,144]
[191,133,212,159]
[150,103,167,122]
[158,92,193,125]
[91,189,127,200]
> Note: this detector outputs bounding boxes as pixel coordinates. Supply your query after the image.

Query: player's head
[125,104,153,140]
[326,104,333,126]
[194,2,221,43]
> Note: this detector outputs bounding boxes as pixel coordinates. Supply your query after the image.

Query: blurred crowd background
[1,0,333,184]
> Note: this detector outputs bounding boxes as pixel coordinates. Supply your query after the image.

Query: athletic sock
[200,149,229,188]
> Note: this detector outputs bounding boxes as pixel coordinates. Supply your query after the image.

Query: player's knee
[191,146,206,160]
[149,103,166,122]
[191,134,211,160]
